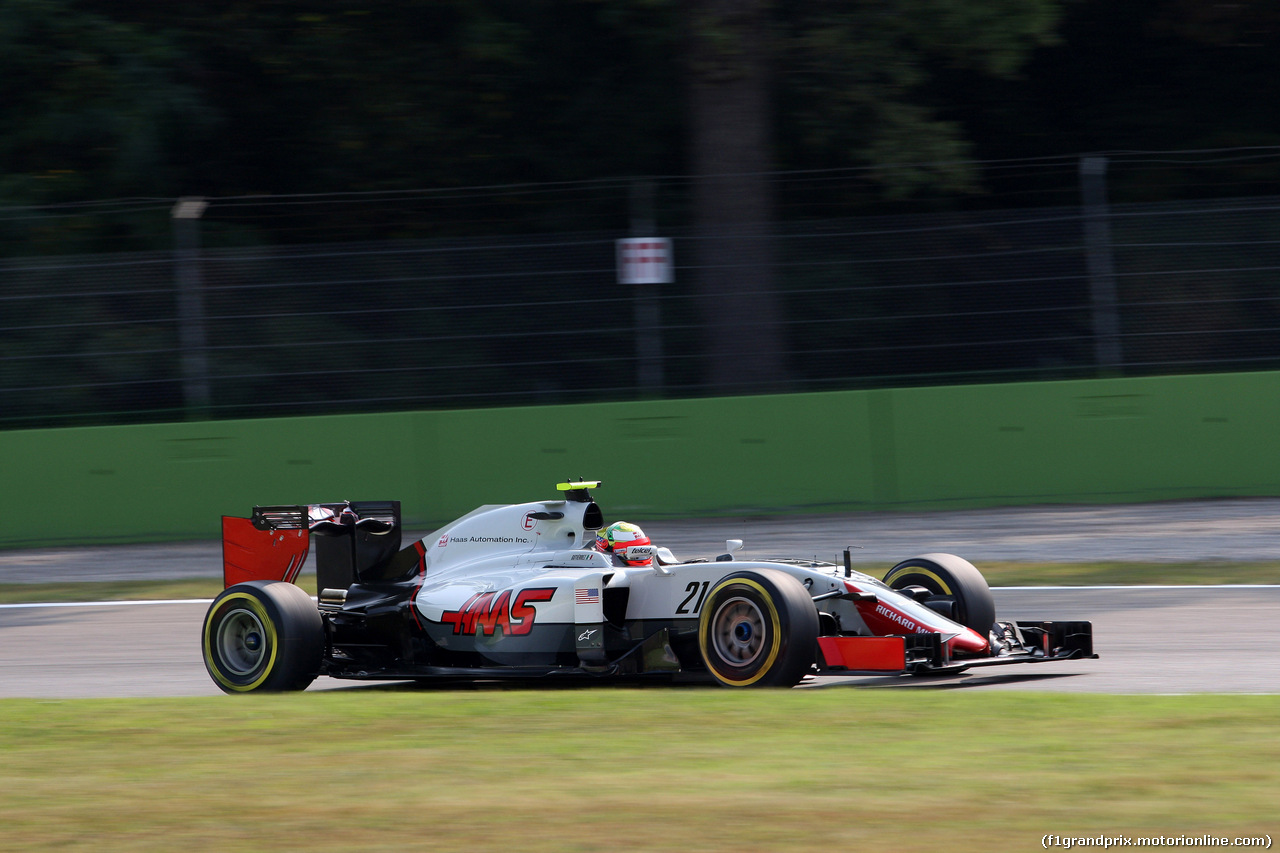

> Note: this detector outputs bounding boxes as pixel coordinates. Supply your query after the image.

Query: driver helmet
[596,521,652,566]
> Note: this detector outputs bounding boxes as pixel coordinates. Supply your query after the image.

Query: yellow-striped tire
[202,581,324,693]
[883,553,996,635]
[697,569,818,688]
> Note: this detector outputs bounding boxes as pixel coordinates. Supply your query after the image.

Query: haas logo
[440,587,556,636]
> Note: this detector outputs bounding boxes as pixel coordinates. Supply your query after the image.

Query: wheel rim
[710,595,766,668]
[216,607,269,676]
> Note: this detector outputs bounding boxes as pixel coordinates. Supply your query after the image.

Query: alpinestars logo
[440,587,556,636]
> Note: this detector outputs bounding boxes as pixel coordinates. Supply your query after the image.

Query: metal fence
[3,194,1280,428]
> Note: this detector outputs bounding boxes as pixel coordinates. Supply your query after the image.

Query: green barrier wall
[3,370,1279,547]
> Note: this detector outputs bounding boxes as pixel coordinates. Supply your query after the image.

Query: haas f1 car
[202,482,1096,693]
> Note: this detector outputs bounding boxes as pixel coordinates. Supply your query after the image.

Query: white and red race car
[202,481,1095,692]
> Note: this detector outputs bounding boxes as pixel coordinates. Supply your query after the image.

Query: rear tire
[698,569,818,687]
[202,581,324,693]
[884,553,996,635]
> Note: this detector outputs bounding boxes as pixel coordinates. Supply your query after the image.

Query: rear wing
[222,501,406,592]
[252,501,399,534]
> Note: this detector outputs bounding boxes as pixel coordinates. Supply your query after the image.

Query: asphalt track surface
[2,499,1279,698]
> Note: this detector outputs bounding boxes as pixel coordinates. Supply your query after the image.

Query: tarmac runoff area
[3,497,1279,584]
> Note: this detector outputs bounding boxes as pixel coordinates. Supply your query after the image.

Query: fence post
[1080,156,1123,373]
[172,197,211,419]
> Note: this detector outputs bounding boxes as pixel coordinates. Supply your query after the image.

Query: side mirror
[715,539,744,562]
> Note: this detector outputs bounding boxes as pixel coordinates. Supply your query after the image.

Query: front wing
[817,620,1097,676]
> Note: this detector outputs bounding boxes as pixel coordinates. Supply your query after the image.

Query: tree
[947,0,1280,200]
[688,0,785,393]
[687,0,1062,392]
[0,0,215,252]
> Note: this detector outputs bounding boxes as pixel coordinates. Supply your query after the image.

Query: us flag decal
[576,588,600,605]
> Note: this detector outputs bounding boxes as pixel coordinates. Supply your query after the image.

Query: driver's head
[596,521,652,566]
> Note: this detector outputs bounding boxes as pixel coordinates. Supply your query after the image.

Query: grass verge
[0,578,224,604]
[949,560,1280,587]
[0,690,1275,852]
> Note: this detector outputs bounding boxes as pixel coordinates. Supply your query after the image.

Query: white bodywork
[408,497,949,651]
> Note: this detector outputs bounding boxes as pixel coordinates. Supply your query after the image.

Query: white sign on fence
[616,237,673,285]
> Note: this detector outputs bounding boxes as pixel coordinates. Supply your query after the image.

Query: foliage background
[5,0,1278,249]
[4,0,1280,426]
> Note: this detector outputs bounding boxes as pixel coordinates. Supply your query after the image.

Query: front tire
[698,569,819,688]
[202,581,324,693]
[884,553,996,635]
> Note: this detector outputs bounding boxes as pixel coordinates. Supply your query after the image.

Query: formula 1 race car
[201,482,1096,692]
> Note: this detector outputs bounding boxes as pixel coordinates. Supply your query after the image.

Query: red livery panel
[852,594,990,656]
[817,636,907,672]
[221,516,309,588]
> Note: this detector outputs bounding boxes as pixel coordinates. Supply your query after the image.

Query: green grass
[944,560,1280,587]
[0,578,224,604]
[0,690,1275,852]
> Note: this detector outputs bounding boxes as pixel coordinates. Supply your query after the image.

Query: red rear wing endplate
[221,516,310,588]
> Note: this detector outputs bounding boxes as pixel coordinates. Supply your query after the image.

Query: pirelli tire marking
[701,578,781,686]
[201,581,324,694]
[883,555,996,638]
[697,571,818,688]
[203,591,281,693]
[884,565,952,594]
